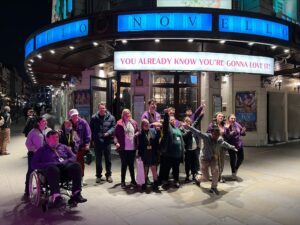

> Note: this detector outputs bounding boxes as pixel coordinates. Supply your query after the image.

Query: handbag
[136,157,145,185]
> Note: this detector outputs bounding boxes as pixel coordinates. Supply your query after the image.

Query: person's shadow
[1,196,83,225]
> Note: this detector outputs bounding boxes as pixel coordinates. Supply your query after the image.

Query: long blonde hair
[121,108,132,120]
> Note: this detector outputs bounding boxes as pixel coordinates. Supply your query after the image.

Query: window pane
[120,74,131,83]
[120,87,131,110]
[153,75,174,84]
[153,87,174,112]
[178,87,197,120]
[179,74,198,85]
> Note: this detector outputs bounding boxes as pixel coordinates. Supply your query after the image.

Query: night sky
[0,0,52,78]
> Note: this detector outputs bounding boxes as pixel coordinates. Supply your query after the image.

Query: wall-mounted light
[93,42,99,46]
[275,80,282,90]
[155,39,160,43]
[220,40,226,44]
[187,39,194,43]
[121,39,127,44]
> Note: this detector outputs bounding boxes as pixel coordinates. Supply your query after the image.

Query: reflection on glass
[121,74,131,83]
[153,75,174,84]
[120,87,131,111]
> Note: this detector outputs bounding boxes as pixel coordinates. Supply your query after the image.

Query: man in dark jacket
[90,103,116,183]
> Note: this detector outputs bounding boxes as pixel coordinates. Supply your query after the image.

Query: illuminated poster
[157,0,232,9]
[273,0,298,22]
[235,91,257,131]
[73,90,91,121]
[52,0,73,23]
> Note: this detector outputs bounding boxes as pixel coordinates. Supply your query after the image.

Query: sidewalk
[0,121,300,225]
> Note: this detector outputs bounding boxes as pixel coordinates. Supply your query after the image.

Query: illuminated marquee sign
[118,13,212,32]
[36,19,88,49]
[114,51,274,75]
[25,38,34,57]
[219,15,289,41]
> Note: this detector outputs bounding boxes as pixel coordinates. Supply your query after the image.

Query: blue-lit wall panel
[118,13,212,32]
[35,19,88,49]
[25,38,34,57]
[219,15,289,41]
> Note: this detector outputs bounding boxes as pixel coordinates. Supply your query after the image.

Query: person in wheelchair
[31,130,87,208]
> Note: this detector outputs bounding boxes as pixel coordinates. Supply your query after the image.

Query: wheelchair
[28,170,76,212]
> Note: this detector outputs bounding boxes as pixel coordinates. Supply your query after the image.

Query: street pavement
[0,120,300,225]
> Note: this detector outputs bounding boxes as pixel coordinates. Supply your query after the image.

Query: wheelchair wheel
[29,171,41,207]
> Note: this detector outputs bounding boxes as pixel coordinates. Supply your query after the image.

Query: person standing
[141,99,162,128]
[90,103,116,183]
[23,109,37,137]
[159,109,185,188]
[114,109,139,188]
[188,124,237,195]
[59,120,80,154]
[24,116,51,197]
[0,106,12,155]
[69,109,91,185]
[137,119,160,191]
[224,114,246,180]
[207,112,227,183]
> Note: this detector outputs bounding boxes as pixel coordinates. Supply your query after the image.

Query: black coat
[137,128,160,166]
[90,111,116,144]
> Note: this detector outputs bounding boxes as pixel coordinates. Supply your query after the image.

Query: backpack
[0,116,4,127]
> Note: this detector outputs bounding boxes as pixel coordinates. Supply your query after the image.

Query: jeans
[228,147,244,174]
[94,142,112,178]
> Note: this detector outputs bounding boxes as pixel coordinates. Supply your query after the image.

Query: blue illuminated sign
[219,15,289,41]
[25,38,34,57]
[118,13,212,32]
[35,19,88,49]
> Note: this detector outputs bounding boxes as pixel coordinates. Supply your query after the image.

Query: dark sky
[0,0,52,77]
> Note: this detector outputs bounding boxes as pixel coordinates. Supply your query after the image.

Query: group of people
[22,99,246,208]
[0,106,12,156]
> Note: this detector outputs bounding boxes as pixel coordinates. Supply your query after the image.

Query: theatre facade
[24,1,300,146]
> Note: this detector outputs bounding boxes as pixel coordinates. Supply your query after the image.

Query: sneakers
[52,196,66,208]
[209,187,220,195]
[68,192,87,205]
[106,176,113,183]
[96,177,102,183]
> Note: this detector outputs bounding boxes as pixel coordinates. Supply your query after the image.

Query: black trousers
[185,150,198,177]
[119,150,136,183]
[25,151,34,194]
[42,162,82,195]
[228,147,244,174]
[162,157,181,182]
[94,142,112,178]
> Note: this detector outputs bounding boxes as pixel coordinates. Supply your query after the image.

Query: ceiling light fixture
[188,39,194,43]
[155,39,160,43]
[248,42,254,46]
[50,50,55,54]
[121,40,127,44]
[37,54,42,59]
[220,40,226,44]
[271,45,277,49]
[93,42,99,46]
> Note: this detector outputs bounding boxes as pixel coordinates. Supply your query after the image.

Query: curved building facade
[25,0,300,145]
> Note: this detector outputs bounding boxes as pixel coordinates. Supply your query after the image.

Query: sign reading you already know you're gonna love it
[114,51,274,75]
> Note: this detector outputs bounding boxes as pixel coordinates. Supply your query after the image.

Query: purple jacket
[114,119,139,150]
[224,122,246,150]
[72,117,91,149]
[141,111,161,125]
[31,143,76,170]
